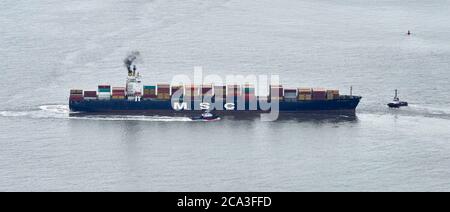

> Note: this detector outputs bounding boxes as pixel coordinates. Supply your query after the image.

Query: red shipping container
[158,88,170,92]
[244,94,256,101]
[171,86,183,95]
[227,86,241,96]
[84,91,97,97]
[202,89,212,95]
[143,94,157,98]
[202,87,212,93]
[157,84,170,91]
[312,89,327,100]
[69,95,84,101]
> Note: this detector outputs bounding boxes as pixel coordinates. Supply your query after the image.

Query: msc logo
[172,102,235,111]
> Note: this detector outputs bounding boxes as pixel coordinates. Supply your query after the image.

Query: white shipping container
[98,96,110,100]
[284,93,297,97]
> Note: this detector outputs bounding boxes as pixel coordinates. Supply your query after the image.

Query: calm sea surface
[1,0,449,191]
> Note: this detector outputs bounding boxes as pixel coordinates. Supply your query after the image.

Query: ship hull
[69,96,361,115]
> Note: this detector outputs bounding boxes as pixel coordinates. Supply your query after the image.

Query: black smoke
[123,51,141,72]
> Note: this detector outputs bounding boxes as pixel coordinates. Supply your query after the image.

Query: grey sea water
[1,0,449,191]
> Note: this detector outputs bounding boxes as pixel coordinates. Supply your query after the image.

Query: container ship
[69,66,361,115]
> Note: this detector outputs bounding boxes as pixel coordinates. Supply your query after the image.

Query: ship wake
[0,105,193,122]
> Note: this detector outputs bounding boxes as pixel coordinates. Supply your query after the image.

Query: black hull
[69,96,361,116]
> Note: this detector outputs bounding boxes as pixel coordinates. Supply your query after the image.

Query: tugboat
[387,89,408,108]
[191,110,221,121]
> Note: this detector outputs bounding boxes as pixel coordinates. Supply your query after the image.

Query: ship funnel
[123,51,141,74]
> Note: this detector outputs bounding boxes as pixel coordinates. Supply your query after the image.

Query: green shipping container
[98,88,111,92]
[244,88,255,93]
[144,85,156,89]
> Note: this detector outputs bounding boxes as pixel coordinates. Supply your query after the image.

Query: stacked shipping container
[270,85,283,101]
[326,90,339,100]
[243,84,255,101]
[73,84,341,102]
[284,89,297,102]
[98,85,111,100]
[143,85,156,99]
[112,87,126,99]
[83,91,97,100]
[298,88,312,100]
[202,84,213,100]
[202,85,213,96]
[171,85,182,95]
[170,85,183,102]
[214,86,226,100]
[312,88,327,100]
[157,84,170,100]
[184,85,200,100]
[70,89,83,101]
[227,85,241,97]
